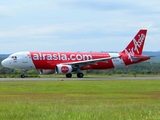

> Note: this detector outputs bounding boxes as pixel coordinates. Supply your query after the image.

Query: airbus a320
[1,29,152,78]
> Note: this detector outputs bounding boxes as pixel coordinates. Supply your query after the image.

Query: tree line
[86,62,159,76]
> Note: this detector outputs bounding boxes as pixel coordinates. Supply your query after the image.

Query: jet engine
[55,64,73,74]
[39,69,55,74]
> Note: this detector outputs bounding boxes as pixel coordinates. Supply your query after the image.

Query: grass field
[0,79,160,120]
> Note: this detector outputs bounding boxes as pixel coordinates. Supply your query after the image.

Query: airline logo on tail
[122,30,147,62]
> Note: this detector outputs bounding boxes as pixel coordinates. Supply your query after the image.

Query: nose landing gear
[21,69,25,78]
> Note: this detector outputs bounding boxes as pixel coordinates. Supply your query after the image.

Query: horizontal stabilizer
[132,55,155,62]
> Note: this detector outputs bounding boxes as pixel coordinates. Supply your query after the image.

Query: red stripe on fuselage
[30,52,115,70]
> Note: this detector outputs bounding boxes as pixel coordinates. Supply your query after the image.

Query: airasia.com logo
[61,66,69,73]
[32,53,92,61]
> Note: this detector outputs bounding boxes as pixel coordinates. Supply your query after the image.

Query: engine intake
[55,64,72,74]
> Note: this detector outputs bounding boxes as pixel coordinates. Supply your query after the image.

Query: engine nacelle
[55,64,73,74]
[39,69,55,74]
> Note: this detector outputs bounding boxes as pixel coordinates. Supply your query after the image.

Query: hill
[143,51,160,62]
[0,54,10,59]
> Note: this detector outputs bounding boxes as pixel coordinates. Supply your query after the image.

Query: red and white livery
[1,29,152,78]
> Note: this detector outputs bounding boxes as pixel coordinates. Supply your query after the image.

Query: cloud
[0,0,160,53]
[0,22,133,39]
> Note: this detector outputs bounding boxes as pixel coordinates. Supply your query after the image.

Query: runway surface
[0,76,160,82]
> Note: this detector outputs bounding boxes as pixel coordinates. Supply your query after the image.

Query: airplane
[1,29,152,78]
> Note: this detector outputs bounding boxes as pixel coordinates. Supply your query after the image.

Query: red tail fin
[121,29,147,55]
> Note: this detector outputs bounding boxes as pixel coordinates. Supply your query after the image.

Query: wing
[60,56,120,67]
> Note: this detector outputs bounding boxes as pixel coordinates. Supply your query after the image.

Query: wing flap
[61,56,119,67]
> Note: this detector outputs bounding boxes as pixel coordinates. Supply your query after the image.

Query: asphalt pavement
[0,76,160,82]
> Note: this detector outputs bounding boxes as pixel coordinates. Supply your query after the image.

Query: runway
[0,76,160,82]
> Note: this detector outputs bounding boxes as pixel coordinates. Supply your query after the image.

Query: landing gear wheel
[21,74,25,78]
[66,73,72,78]
[21,69,26,78]
[77,73,84,78]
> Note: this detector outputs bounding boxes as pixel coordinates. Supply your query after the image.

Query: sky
[0,0,160,53]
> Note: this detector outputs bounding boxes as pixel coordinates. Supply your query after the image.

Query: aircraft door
[22,54,28,63]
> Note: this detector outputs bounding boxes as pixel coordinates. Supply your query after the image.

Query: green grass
[0,80,160,120]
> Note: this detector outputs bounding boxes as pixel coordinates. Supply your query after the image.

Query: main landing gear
[77,73,84,78]
[66,73,72,78]
[66,73,84,78]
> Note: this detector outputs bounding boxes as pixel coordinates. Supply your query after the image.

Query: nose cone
[1,59,9,68]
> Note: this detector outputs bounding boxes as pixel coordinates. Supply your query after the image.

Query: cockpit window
[11,56,17,60]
